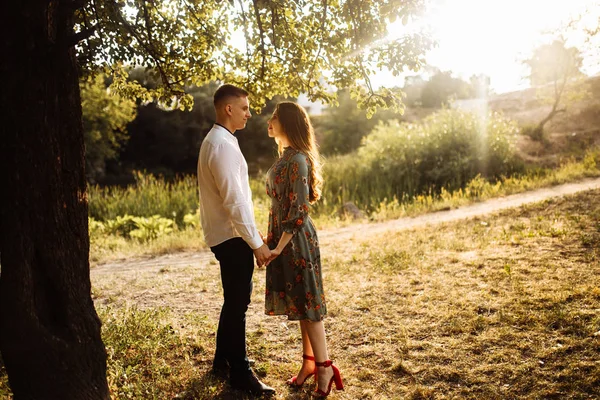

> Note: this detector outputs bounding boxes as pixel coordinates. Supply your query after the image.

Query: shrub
[183,210,200,228]
[88,171,197,226]
[104,215,137,237]
[521,124,546,142]
[321,109,523,210]
[129,215,175,242]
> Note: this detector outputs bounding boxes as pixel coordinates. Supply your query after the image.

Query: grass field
[88,151,600,265]
[71,188,600,399]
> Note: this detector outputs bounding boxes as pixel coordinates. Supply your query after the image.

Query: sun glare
[385,0,599,93]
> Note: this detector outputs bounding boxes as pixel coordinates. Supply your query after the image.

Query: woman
[264,102,343,397]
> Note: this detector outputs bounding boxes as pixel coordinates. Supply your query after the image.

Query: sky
[379,0,600,94]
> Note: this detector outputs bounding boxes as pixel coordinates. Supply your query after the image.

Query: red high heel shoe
[287,354,317,387]
[313,360,344,397]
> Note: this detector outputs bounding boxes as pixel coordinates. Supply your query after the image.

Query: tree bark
[0,1,110,399]
[537,107,566,133]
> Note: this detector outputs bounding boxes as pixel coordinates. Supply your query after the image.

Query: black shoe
[211,358,256,379]
[230,371,276,396]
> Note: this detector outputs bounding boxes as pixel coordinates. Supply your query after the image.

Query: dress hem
[264,311,326,322]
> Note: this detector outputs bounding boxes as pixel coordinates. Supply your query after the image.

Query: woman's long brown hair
[274,102,323,203]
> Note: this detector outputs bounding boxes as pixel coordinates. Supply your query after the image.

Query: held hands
[262,246,282,266]
[253,244,283,268]
[255,230,285,267]
[253,244,271,268]
[269,247,282,260]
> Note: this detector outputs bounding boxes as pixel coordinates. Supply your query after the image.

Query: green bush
[521,123,546,142]
[321,109,523,210]
[104,215,137,237]
[183,210,200,228]
[129,215,175,242]
[89,171,197,226]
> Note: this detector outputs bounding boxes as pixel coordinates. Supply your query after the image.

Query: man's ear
[225,104,233,116]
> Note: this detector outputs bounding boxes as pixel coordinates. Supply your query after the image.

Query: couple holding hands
[197,84,344,397]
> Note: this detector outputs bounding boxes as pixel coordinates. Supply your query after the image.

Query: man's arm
[208,143,271,264]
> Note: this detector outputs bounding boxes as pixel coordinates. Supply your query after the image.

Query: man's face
[228,96,252,131]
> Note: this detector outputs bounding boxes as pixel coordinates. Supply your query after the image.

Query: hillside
[488,75,600,166]
[398,76,600,169]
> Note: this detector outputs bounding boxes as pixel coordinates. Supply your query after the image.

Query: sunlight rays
[384,0,599,93]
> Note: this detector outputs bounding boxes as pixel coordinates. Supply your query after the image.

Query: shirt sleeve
[208,142,263,249]
[281,154,311,234]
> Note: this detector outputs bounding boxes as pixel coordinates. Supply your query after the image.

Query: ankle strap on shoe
[315,360,333,367]
[302,354,316,361]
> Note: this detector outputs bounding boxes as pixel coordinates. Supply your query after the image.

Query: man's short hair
[214,84,249,107]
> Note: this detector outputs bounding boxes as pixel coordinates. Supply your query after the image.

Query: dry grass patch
[2,191,599,399]
[320,190,600,399]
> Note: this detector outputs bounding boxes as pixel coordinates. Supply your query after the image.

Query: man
[197,84,275,395]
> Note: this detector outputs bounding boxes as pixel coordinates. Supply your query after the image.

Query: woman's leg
[303,320,334,391]
[300,320,314,358]
[290,320,316,384]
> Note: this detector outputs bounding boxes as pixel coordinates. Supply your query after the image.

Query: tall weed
[88,171,197,226]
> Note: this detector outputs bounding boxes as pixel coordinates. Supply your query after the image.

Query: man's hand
[253,243,272,267]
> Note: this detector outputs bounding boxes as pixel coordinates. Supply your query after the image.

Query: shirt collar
[212,123,238,143]
[214,122,234,134]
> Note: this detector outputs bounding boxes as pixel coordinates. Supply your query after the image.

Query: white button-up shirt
[197,124,263,249]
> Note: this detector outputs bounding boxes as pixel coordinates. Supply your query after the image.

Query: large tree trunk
[0,1,110,399]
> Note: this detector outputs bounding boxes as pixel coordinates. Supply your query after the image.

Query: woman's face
[267,112,285,139]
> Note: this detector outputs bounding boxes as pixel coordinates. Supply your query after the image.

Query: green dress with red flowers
[264,147,327,321]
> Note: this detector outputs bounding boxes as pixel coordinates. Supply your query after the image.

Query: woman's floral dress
[264,148,327,321]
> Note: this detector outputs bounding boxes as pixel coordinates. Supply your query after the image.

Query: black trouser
[210,237,254,377]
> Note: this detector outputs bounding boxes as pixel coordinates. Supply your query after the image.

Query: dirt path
[92,177,600,276]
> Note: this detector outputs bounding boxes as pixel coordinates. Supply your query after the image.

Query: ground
[91,178,600,399]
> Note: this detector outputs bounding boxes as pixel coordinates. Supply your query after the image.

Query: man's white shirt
[197,124,263,249]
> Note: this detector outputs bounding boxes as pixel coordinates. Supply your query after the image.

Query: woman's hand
[268,247,282,262]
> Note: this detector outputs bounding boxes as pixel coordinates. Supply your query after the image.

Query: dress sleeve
[281,153,311,234]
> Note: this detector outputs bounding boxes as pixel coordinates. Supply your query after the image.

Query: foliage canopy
[81,74,137,182]
[76,0,432,114]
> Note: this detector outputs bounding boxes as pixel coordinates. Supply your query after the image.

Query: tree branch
[108,0,172,89]
[252,0,267,79]
[140,0,170,87]
[307,0,328,90]
[67,25,97,47]
[236,0,252,83]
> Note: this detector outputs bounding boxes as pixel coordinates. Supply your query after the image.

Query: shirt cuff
[246,232,264,250]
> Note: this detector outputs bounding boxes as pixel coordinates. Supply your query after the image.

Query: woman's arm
[270,231,294,258]
[280,153,311,234]
[270,153,311,260]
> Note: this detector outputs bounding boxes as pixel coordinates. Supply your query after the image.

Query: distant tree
[524,40,587,135]
[121,82,218,178]
[314,89,403,155]
[1,1,430,397]
[566,8,600,71]
[402,75,426,106]
[121,82,280,177]
[81,74,137,182]
[420,70,474,108]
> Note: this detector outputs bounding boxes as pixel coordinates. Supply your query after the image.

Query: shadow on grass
[174,371,314,400]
